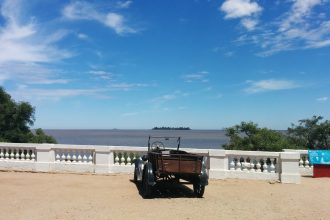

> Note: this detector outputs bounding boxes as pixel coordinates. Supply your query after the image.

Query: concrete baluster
[6,149,11,159]
[66,151,71,163]
[55,152,61,162]
[270,158,276,173]
[83,152,87,163]
[299,158,304,168]
[72,151,77,163]
[242,157,248,172]
[114,152,119,165]
[236,158,242,171]
[26,150,31,160]
[263,158,268,173]
[132,154,136,165]
[256,159,261,172]
[61,152,66,162]
[245,157,251,172]
[229,157,235,170]
[77,153,82,163]
[31,151,36,161]
[120,153,125,166]
[88,153,93,164]
[10,149,14,159]
[15,149,20,160]
[126,154,131,166]
[305,157,310,168]
[250,158,256,172]
[5,148,9,159]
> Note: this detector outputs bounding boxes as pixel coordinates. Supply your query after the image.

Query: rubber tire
[193,183,205,198]
[133,168,138,182]
[142,167,152,198]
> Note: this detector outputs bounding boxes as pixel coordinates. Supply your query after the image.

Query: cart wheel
[193,183,205,198]
[142,167,152,197]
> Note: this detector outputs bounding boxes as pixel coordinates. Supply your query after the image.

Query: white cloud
[109,82,150,91]
[0,0,71,64]
[244,79,300,94]
[62,1,136,35]
[116,1,133,9]
[0,0,72,87]
[77,33,88,40]
[279,0,323,32]
[10,86,110,102]
[183,71,209,83]
[241,18,258,31]
[0,62,70,85]
[220,0,262,19]
[151,90,188,104]
[316,96,328,102]
[220,0,262,31]
[231,0,330,55]
[90,70,113,80]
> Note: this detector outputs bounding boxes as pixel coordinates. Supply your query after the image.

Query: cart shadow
[130,179,198,199]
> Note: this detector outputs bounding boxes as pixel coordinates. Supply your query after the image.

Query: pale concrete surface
[0,171,329,220]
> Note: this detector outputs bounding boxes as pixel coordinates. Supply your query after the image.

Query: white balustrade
[0,148,36,161]
[113,151,142,166]
[227,155,278,173]
[0,143,302,183]
[54,149,94,164]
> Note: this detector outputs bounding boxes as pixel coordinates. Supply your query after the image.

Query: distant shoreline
[152,127,191,130]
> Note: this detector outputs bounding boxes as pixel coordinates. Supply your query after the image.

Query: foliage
[0,87,56,143]
[31,128,57,143]
[223,121,295,151]
[288,116,330,149]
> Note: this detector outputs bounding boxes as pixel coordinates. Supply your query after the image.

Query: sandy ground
[0,171,329,220]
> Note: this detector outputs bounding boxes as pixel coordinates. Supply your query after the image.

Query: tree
[0,87,56,143]
[223,121,295,151]
[288,116,330,149]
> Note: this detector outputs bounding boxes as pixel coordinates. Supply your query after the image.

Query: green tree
[0,87,56,143]
[288,116,330,149]
[223,121,295,151]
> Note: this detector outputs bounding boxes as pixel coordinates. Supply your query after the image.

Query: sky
[0,0,329,130]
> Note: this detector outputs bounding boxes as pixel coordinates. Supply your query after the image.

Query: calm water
[44,129,228,149]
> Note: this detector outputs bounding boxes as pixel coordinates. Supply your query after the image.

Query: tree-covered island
[152,126,191,130]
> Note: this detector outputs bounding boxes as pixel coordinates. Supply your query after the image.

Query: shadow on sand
[130,179,200,199]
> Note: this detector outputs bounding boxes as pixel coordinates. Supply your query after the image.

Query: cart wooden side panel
[154,154,202,174]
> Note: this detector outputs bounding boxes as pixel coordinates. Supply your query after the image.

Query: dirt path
[0,171,329,220]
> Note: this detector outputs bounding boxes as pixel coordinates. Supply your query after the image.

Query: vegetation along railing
[0,143,302,184]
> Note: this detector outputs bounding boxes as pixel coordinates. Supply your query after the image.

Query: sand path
[0,171,329,220]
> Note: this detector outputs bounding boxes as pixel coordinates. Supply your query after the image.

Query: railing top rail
[283,149,308,154]
[225,150,280,157]
[0,142,38,148]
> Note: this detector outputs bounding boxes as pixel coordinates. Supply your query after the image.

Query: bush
[223,121,296,151]
[288,116,330,149]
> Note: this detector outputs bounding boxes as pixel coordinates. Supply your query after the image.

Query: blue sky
[0,0,329,129]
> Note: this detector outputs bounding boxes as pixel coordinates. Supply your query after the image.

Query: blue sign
[308,150,330,165]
